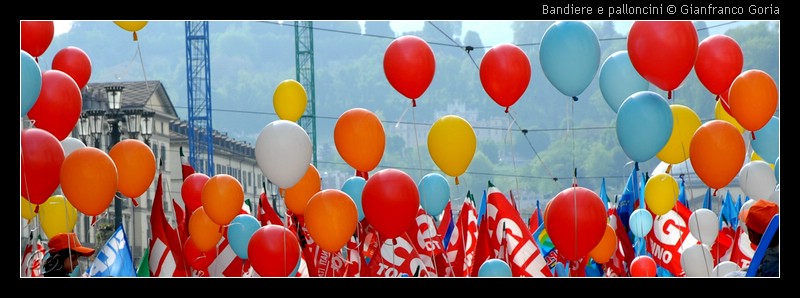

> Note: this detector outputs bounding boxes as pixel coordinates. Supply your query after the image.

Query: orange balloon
[60,147,117,216]
[189,206,224,253]
[284,164,321,215]
[201,174,244,226]
[304,189,358,252]
[334,108,385,173]
[728,70,778,132]
[588,224,617,264]
[109,139,156,198]
[689,120,746,190]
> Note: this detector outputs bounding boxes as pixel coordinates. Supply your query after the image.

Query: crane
[184,21,215,175]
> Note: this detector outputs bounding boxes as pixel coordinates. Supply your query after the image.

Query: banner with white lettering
[368,232,431,277]
[406,207,445,275]
[86,225,136,277]
[645,201,699,277]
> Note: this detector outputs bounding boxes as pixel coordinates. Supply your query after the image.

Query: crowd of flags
[21,149,760,278]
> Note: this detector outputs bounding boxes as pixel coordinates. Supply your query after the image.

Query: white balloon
[680,243,713,277]
[712,261,740,277]
[738,199,756,229]
[255,120,312,189]
[768,186,780,207]
[739,161,777,200]
[60,137,86,157]
[688,208,718,245]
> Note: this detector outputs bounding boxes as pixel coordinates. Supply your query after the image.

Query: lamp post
[268,181,282,219]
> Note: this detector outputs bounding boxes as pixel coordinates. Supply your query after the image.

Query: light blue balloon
[539,21,601,99]
[599,51,650,113]
[629,209,654,238]
[478,258,512,277]
[752,116,779,163]
[21,50,42,117]
[227,214,261,260]
[341,176,366,221]
[616,91,673,162]
[774,157,780,184]
[418,173,450,217]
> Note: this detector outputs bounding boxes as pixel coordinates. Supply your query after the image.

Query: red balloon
[184,236,216,271]
[544,186,607,261]
[630,255,657,277]
[628,21,698,95]
[383,35,435,103]
[362,169,420,239]
[21,128,65,205]
[182,173,210,215]
[52,46,92,89]
[695,35,743,97]
[480,43,531,112]
[248,225,301,277]
[21,21,54,58]
[27,70,82,141]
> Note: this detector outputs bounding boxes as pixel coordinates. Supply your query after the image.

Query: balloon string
[395,105,410,128]
[136,41,151,93]
[411,106,424,181]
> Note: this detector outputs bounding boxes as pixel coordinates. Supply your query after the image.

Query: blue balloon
[539,21,601,99]
[774,157,780,184]
[752,116,779,163]
[226,214,261,259]
[418,173,450,217]
[599,51,650,113]
[21,50,42,117]
[616,91,673,162]
[341,176,366,221]
[629,209,653,238]
[478,258,512,277]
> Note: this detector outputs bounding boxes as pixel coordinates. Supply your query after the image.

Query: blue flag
[677,175,688,207]
[599,177,610,212]
[476,189,488,227]
[721,190,738,228]
[617,167,636,232]
[86,225,136,277]
[703,187,712,210]
[535,200,543,226]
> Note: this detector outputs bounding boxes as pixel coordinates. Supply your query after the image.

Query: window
[152,142,158,162]
[161,144,167,165]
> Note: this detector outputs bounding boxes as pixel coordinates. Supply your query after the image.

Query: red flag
[470,202,493,276]
[258,187,284,227]
[484,182,552,277]
[180,146,194,180]
[605,206,635,277]
[368,232,432,277]
[729,225,755,269]
[21,234,45,277]
[405,207,445,275]
[446,198,478,277]
[645,200,700,277]
[172,199,189,252]
[149,173,188,277]
[437,201,453,241]
[710,225,735,264]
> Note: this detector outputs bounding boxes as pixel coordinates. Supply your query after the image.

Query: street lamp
[268,181,282,219]
[77,112,91,145]
[141,111,155,145]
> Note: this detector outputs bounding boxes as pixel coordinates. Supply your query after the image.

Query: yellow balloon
[427,115,476,182]
[113,21,148,32]
[39,195,79,239]
[645,173,679,216]
[656,105,701,164]
[273,79,308,122]
[21,196,35,221]
[714,100,745,134]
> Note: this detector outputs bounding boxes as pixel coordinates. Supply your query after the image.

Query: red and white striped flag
[485,182,552,277]
[149,173,189,277]
[207,237,251,277]
[604,206,633,277]
[21,234,45,277]
[180,146,194,180]
[258,184,284,227]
